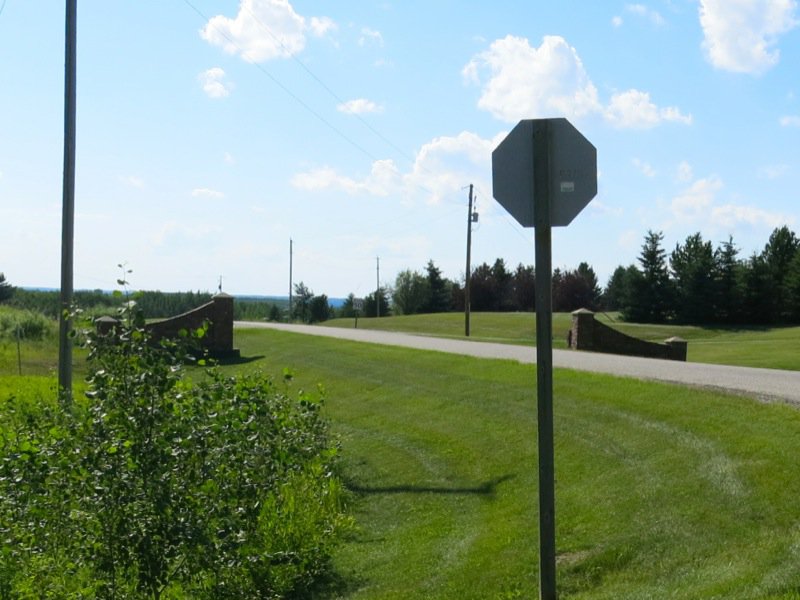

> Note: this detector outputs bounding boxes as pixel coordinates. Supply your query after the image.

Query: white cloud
[699,0,798,74]
[711,204,793,228]
[309,16,336,37]
[359,27,384,47]
[191,188,225,199]
[151,222,220,247]
[676,161,694,182]
[780,115,800,126]
[337,98,384,114]
[464,35,691,129]
[292,160,400,196]
[606,89,692,129]
[632,158,656,177]
[224,152,236,165]
[669,174,792,230]
[405,130,505,204]
[671,176,723,222]
[462,35,602,122]
[200,0,335,63]
[626,4,666,26]
[758,163,790,178]
[612,15,624,27]
[198,67,232,98]
[120,175,145,188]
[589,200,624,217]
[292,130,504,205]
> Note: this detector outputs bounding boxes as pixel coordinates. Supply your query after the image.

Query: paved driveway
[236,322,800,404]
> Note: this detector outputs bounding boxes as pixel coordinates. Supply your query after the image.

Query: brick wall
[568,309,686,361]
[97,293,239,359]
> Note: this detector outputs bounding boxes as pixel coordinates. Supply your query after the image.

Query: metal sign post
[533,121,556,598]
[353,298,364,329]
[492,118,596,600]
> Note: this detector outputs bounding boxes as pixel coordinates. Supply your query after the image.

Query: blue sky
[1,1,799,297]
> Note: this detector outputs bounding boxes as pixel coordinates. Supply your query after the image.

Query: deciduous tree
[393,269,429,315]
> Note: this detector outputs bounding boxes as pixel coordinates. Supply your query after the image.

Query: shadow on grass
[207,354,265,366]
[346,474,515,497]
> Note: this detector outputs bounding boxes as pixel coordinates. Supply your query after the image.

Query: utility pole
[465,183,474,337]
[376,256,380,318]
[58,0,77,403]
[288,238,293,322]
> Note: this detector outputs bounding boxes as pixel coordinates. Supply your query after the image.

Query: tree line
[325,258,601,320]
[6,224,798,327]
[606,226,800,325]
[3,287,215,319]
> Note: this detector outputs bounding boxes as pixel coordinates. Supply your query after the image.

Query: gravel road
[236,321,800,404]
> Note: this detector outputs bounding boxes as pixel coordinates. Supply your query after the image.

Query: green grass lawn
[6,321,800,597]
[227,327,800,599]
[323,312,800,370]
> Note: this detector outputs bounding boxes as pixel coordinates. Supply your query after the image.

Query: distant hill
[22,289,346,309]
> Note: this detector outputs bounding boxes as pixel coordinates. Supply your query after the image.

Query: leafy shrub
[0,308,349,598]
[0,307,55,341]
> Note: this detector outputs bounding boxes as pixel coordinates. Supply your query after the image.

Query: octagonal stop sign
[492,118,597,227]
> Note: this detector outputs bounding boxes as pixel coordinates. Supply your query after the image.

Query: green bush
[0,310,349,598]
[0,308,55,341]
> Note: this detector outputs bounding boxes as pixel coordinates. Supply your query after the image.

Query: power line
[238,1,418,168]
[182,0,382,165]
[474,183,534,248]
[181,0,462,203]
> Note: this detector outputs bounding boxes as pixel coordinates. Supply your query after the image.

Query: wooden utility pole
[376,256,380,318]
[288,238,293,322]
[464,183,474,337]
[58,0,77,402]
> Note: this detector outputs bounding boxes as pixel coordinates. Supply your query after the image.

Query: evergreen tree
[291,282,314,323]
[737,253,775,324]
[576,262,601,308]
[308,294,331,323]
[268,303,282,322]
[785,252,800,322]
[338,293,357,318]
[0,273,15,303]
[364,288,391,318]
[628,230,673,322]
[602,265,632,311]
[469,263,494,311]
[491,258,514,311]
[423,260,451,313]
[761,225,799,322]
[670,232,716,324]
[714,236,741,324]
[512,263,535,312]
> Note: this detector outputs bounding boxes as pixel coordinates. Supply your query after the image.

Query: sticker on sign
[492,118,597,228]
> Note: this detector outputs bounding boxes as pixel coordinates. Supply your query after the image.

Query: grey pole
[288,238,293,322]
[533,121,556,600]
[376,256,380,318]
[58,0,77,402]
[465,183,473,337]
